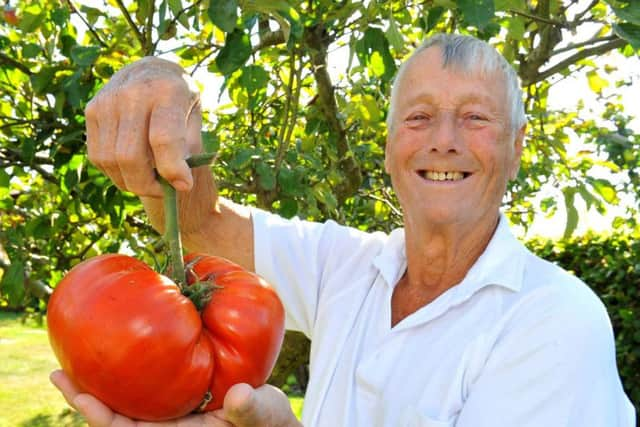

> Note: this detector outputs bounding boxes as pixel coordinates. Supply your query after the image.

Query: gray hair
[387,33,526,133]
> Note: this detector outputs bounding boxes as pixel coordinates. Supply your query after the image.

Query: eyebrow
[403,91,497,109]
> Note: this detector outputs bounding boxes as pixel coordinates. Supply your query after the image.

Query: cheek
[386,129,421,164]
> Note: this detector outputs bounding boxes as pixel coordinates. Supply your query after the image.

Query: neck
[402,212,500,293]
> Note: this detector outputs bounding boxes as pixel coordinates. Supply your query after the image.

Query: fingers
[50,370,131,427]
[72,394,130,427]
[51,370,236,427]
[148,103,193,192]
[50,369,81,409]
[85,57,201,198]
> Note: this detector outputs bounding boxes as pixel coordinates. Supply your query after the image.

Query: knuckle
[84,98,99,121]
[149,125,183,149]
[114,147,136,167]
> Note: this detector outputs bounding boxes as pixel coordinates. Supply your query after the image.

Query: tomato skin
[47,253,285,421]
[184,254,286,410]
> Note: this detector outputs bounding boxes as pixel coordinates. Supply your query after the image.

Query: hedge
[526,231,640,419]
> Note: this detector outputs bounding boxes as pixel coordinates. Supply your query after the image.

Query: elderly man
[52,33,635,426]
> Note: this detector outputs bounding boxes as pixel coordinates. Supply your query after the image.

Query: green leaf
[18,5,46,33]
[62,71,83,108]
[168,0,183,16]
[30,67,56,95]
[424,7,446,32]
[312,183,337,211]
[0,261,25,307]
[70,45,101,67]
[494,0,525,11]
[0,168,10,200]
[278,198,298,218]
[22,43,41,59]
[386,15,404,52]
[614,22,640,49]
[208,0,239,33]
[238,65,269,108]
[256,162,276,191]
[355,28,397,82]
[586,70,610,94]
[0,168,9,188]
[215,29,252,75]
[229,148,255,169]
[201,131,220,153]
[607,1,640,25]
[577,183,599,211]
[590,178,619,204]
[278,167,303,196]
[458,0,495,30]
[562,187,578,239]
[51,7,71,27]
[21,138,36,163]
[79,5,104,25]
[505,16,526,40]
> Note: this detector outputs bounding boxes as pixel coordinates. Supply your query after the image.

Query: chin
[405,204,465,227]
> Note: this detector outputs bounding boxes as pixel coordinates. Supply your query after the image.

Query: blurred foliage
[0,0,639,397]
[527,229,640,422]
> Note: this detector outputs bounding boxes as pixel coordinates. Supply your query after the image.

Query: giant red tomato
[47,253,285,421]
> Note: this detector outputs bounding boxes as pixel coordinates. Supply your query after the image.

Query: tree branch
[527,37,628,85]
[188,46,218,77]
[275,51,298,171]
[573,0,599,23]
[551,35,617,56]
[114,0,146,51]
[154,0,204,53]
[65,0,108,48]
[508,8,565,26]
[0,52,33,75]
[304,24,361,203]
[144,0,155,55]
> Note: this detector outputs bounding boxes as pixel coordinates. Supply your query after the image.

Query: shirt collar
[372,213,526,294]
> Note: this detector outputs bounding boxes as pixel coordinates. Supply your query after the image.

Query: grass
[0,311,303,426]
[0,311,85,427]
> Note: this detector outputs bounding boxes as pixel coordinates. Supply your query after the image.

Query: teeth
[422,171,464,181]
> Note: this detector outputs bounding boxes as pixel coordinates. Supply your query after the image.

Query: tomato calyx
[180,255,223,311]
[182,279,223,312]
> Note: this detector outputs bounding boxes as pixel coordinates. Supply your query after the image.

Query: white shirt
[252,209,635,427]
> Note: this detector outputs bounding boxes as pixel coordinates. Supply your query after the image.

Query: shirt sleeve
[251,208,387,338]
[455,284,636,427]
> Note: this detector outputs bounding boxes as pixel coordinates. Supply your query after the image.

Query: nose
[428,111,460,153]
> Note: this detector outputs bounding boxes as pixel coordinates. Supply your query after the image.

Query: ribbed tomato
[47,253,285,421]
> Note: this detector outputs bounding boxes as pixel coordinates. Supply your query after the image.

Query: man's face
[385,47,524,228]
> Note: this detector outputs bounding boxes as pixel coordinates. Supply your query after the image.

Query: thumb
[220,383,300,427]
[220,383,261,426]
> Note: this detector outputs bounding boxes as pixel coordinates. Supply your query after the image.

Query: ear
[508,124,526,181]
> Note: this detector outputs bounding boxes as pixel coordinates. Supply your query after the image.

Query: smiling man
[52,34,634,427]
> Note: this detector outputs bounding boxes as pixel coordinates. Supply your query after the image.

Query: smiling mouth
[416,170,471,182]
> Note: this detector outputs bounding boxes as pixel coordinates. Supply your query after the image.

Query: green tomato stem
[160,176,186,289]
[158,153,216,290]
[186,152,216,168]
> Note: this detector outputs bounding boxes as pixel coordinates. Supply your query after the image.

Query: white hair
[387,33,526,133]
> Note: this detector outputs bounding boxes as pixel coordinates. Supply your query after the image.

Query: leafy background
[0,0,638,420]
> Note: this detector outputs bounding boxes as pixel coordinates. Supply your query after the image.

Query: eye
[467,113,488,121]
[404,113,431,128]
[462,112,491,129]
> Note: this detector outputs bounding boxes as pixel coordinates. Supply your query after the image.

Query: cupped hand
[85,56,203,198]
[50,370,302,427]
